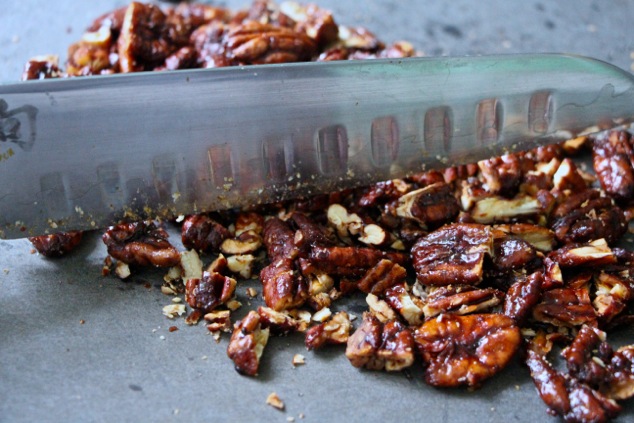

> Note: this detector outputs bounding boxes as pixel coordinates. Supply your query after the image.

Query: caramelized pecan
[102,221,180,267]
[592,130,634,202]
[345,313,415,371]
[185,270,236,313]
[227,310,270,376]
[181,214,230,253]
[412,223,493,286]
[29,231,83,258]
[305,311,352,350]
[414,313,520,388]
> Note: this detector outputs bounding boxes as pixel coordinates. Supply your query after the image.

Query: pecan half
[414,313,520,388]
[356,259,407,296]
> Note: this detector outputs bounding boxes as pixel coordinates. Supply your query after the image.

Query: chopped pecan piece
[383,283,425,326]
[327,204,363,240]
[550,189,626,245]
[185,271,236,313]
[592,130,634,201]
[307,245,407,277]
[477,154,523,197]
[489,234,541,278]
[422,285,504,319]
[532,287,597,327]
[503,272,543,326]
[526,349,622,422]
[358,179,409,208]
[117,2,177,72]
[412,223,493,286]
[102,221,180,267]
[305,311,352,350]
[227,311,270,376]
[356,259,407,296]
[204,310,232,333]
[608,345,634,400]
[257,306,307,334]
[260,258,308,311]
[345,313,415,371]
[561,325,612,389]
[593,272,632,325]
[291,212,335,253]
[548,239,616,268]
[551,190,627,244]
[470,195,541,224]
[262,217,298,260]
[29,231,83,258]
[552,158,588,192]
[181,214,229,253]
[494,223,556,252]
[394,182,459,228]
[278,1,339,47]
[22,56,62,80]
[414,313,520,388]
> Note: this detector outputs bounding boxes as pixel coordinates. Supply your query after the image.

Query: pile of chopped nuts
[23,1,634,422]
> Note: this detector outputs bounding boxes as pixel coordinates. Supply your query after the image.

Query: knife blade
[1,53,633,239]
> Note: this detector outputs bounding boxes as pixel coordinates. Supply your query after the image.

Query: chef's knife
[1,53,633,239]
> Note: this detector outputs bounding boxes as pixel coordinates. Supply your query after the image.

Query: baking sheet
[1,1,634,422]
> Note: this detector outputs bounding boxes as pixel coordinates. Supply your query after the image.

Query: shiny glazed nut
[394,182,460,228]
[102,221,180,267]
[307,245,407,277]
[412,223,493,286]
[22,56,63,80]
[356,259,407,295]
[503,272,543,326]
[550,190,626,245]
[383,283,425,326]
[227,310,270,376]
[414,313,520,387]
[181,214,230,252]
[262,217,298,260]
[222,21,317,64]
[345,313,415,371]
[593,272,632,324]
[260,258,308,311]
[592,130,634,201]
[532,287,596,327]
[477,154,523,197]
[185,271,236,313]
[526,349,622,422]
[548,239,616,268]
[422,285,504,319]
[29,231,83,258]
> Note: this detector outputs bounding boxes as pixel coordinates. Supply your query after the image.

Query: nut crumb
[227,299,242,311]
[246,287,258,298]
[311,307,332,322]
[287,417,295,422]
[299,413,305,419]
[79,319,85,324]
[162,304,186,319]
[266,392,285,411]
[168,326,178,332]
[159,335,166,340]
[172,297,182,303]
[292,354,306,366]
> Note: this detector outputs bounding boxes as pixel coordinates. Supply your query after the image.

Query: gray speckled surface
[1,1,633,422]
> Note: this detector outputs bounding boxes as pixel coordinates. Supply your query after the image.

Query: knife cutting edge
[0,53,633,239]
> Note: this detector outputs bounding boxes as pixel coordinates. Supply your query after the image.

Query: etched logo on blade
[0,98,38,161]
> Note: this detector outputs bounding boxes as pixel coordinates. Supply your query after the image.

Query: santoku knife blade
[1,53,633,238]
